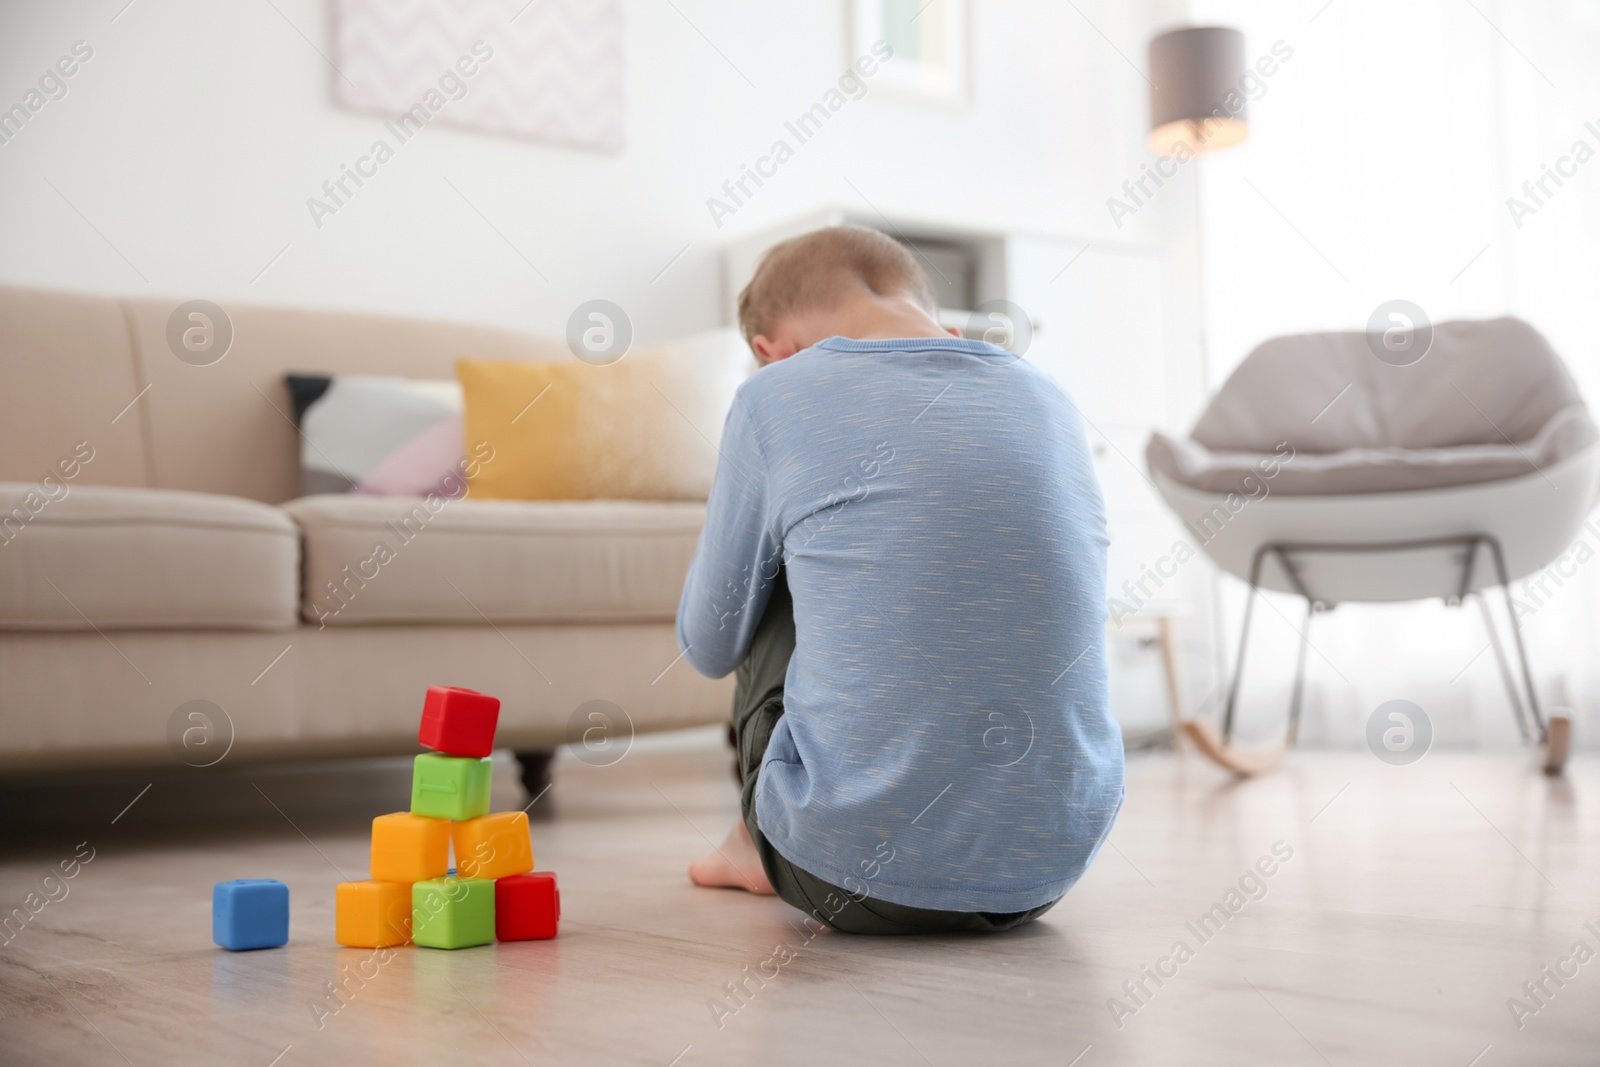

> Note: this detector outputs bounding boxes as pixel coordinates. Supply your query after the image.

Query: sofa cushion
[0,485,298,631]
[456,329,751,503]
[283,495,706,626]
[0,286,152,490]
[116,292,574,505]
[286,373,468,497]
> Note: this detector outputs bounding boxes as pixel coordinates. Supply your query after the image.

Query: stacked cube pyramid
[335,686,560,949]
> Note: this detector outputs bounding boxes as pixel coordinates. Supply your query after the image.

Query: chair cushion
[0,485,298,631]
[1149,404,1598,495]
[283,495,706,625]
[1193,317,1587,455]
[1156,317,1599,495]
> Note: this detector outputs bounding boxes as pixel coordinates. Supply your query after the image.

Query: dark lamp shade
[1148,26,1249,156]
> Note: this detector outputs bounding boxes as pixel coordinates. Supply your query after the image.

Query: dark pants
[732,569,1058,935]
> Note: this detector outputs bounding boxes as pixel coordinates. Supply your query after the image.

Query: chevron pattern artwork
[334,0,625,150]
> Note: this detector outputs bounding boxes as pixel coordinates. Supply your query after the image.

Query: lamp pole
[1146,25,1250,725]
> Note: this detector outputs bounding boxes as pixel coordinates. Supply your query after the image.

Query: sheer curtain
[1178,0,1600,748]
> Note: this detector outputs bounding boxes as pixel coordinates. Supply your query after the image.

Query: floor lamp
[1146,25,1250,728]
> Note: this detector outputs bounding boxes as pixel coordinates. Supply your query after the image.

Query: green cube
[412,877,494,949]
[411,753,491,820]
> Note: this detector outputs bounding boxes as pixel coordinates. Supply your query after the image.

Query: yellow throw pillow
[457,334,748,501]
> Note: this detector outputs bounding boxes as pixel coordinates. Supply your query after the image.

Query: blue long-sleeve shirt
[676,335,1123,913]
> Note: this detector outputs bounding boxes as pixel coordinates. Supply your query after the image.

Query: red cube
[418,686,501,758]
[496,872,559,941]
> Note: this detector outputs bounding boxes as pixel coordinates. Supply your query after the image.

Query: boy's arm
[676,398,782,678]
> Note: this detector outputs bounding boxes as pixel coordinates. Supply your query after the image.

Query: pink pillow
[354,416,468,498]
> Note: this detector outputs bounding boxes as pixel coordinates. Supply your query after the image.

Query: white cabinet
[1003,236,1190,616]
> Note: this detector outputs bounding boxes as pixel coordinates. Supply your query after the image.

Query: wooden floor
[2,738,1598,1066]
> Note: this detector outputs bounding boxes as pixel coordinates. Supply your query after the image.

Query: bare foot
[688,819,776,895]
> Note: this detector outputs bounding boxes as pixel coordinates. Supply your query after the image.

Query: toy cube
[411,753,492,820]
[371,812,451,883]
[336,880,413,948]
[412,877,494,949]
[419,686,501,758]
[213,879,289,950]
[452,812,534,881]
[496,872,559,941]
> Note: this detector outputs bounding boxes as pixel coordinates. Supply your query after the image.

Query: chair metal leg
[1221,547,1269,745]
[1477,594,1532,743]
[1484,535,1547,742]
[1287,599,1315,747]
[1210,532,1548,760]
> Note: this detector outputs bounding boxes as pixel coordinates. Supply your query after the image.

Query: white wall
[0,0,1182,346]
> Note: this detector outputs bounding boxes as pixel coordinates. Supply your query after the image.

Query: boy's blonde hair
[736,225,939,348]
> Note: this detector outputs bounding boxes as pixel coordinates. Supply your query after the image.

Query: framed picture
[852,0,971,108]
[334,0,625,151]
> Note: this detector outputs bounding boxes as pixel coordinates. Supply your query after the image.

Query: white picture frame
[852,0,971,109]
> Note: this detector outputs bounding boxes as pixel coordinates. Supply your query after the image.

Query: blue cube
[213,879,289,950]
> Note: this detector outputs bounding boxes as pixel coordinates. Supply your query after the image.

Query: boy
[676,226,1122,934]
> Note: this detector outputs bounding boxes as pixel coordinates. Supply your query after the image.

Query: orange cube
[451,811,534,880]
[370,812,450,883]
[336,880,413,948]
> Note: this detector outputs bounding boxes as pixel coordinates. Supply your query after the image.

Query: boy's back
[678,334,1124,913]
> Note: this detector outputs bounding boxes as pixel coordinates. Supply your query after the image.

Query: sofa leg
[515,749,556,813]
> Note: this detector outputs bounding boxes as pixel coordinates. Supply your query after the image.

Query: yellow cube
[370,812,450,883]
[451,811,534,880]
[336,880,413,948]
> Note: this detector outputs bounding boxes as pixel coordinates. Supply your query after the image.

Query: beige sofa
[0,285,735,776]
